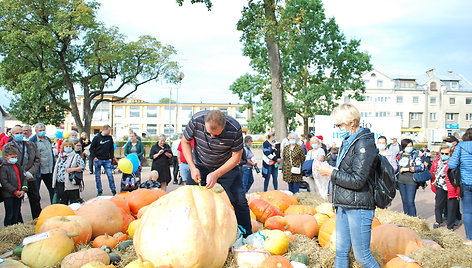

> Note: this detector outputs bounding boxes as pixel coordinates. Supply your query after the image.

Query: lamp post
[175,72,184,134]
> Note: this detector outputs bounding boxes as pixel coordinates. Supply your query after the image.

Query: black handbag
[413,168,432,183]
[68,155,84,190]
[447,147,462,188]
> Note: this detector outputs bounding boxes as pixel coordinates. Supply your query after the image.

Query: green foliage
[235,0,372,134]
[158,97,176,104]
[8,91,66,126]
[175,0,212,10]
[0,0,180,134]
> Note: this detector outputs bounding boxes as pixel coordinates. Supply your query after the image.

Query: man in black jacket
[89,125,116,196]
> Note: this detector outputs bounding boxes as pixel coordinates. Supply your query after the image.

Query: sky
[1,0,471,108]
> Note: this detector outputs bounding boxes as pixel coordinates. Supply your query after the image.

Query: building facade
[343,69,472,142]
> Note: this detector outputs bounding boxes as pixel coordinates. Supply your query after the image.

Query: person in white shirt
[171,135,182,184]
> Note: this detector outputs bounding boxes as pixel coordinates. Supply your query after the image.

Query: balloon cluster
[118,154,140,174]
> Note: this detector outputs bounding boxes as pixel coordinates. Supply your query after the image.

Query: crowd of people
[1,104,472,261]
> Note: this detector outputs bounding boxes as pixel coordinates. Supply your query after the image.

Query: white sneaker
[464,240,472,246]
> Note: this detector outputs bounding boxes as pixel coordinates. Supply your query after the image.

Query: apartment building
[344,68,472,142]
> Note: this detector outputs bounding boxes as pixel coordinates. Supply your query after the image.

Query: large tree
[235,0,371,135]
[0,0,180,135]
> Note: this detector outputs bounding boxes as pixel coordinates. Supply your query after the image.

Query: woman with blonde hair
[317,103,379,267]
[149,134,173,191]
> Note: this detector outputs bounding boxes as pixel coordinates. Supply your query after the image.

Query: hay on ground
[295,192,327,208]
[374,208,431,237]
[0,222,35,254]
[410,246,472,268]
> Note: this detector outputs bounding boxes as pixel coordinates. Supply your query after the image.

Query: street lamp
[175,72,184,135]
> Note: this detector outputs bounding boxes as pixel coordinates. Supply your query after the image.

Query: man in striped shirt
[181,110,252,236]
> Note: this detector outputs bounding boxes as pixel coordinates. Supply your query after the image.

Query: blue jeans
[335,207,379,268]
[397,183,417,216]
[179,163,191,182]
[462,184,472,240]
[263,164,278,191]
[187,165,252,237]
[288,181,300,194]
[94,159,116,194]
[242,167,254,193]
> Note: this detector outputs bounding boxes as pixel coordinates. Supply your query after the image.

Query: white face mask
[312,144,319,149]
[289,140,296,145]
[377,144,386,151]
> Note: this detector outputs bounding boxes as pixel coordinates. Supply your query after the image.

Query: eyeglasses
[335,124,342,128]
[440,153,449,155]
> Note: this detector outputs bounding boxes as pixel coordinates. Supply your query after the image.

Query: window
[147,106,157,117]
[430,82,437,91]
[361,112,372,117]
[364,79,370,85]
[399,80,416,88]
[466,113,472,121]
[467,98,472,105]
[413,96,419,104]
[450,97,456,105]
[164,124,174,135]
[180,107,193,119]
[219,108,228,115]
[164,106,175,111]
[375,96,390,103]
[451,81,459,89]
[396,112,403,119]
[375,112,389,117]
[146,124,157,135]
[429,113,437,121]
[446,113,454,121]
[363,96,372,102]
[430,97,437,104]
[377,80,383,88]
[114,106,124,118]
[410,113,419,120]
[343,96,350,103]
[129,124,140,133]
[181,124,187,133]
[370,73,377,77]
[129,106,140,117]
[396,96,403,103]
[235,111,246,119]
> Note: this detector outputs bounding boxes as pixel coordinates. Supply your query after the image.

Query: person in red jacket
[430,145,460,230]
[0,128,12,151]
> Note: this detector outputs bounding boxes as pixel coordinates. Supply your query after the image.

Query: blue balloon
[55,131,63,139]
[126,154,140,173]
[113,143,117,150]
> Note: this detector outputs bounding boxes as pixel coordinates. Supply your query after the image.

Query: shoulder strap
[68,154,78,169]
[20,141,26,166]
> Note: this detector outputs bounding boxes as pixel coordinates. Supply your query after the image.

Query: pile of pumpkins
[10,188,166,268]
[244,190,425,268]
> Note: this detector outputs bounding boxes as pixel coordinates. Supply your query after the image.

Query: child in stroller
[140,170,160,189]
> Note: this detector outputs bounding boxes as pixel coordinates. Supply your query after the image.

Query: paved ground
[1,149,465,240]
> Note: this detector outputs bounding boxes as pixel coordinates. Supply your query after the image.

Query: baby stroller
[120,172,142,192]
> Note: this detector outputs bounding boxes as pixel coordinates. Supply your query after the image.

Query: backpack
[373,154,397,209]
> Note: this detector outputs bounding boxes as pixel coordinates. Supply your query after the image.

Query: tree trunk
[264,0,287,141]
[303,116,309,137]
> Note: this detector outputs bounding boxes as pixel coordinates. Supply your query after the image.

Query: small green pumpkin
[290,253,309,265]
[117,240,133,251]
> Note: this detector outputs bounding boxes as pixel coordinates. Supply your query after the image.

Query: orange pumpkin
[318,217,336,248]
[111,196,131,215]
[284,205,317,215]
[120,208,136,233]
[260,256,292,268]
[251,219,261,233]
[117,191,131,198]
[314,213,330,229]
[35,204,75,233]
[113,232,129,243]
[249,199,284,223]
[127,189,162,216]
[385,256,422,268]
[250,210,256,220]
[285,214,318,238]
[246,193,261,204]
[76,199,123,238]
[39,215,92,245]
[259,191,294,212]
[264,216,288,231]
[93,234,118,248]
[371,224,425,264]
[315,202,335,217]
[372,217,381,229]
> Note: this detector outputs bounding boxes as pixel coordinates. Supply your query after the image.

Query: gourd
[93,234,119,248]
[126,188,165,215]
[21,228,76,268]
[314,202,335,217]
[249,199,284,223]
[133,186,237,268]
[35,204,75,233]
[76,199,123,238]
[260,256,293,268]
[124,258,154,268]
[385,256,422,268]
[261,229,289,255]
[61,248,111,268]
[264,216,288,231]
[39,215,92,245]
[127,219,141,238]
[110,196,131,214]
[259,190,297,212]
[290,253,309,266]
[285,214,319,238]
[284,205,317,215]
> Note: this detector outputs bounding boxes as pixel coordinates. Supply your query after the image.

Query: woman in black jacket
[318,103,379,268]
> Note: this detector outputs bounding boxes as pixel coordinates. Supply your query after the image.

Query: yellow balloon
[118,158,133,174]
[63,131,69,139]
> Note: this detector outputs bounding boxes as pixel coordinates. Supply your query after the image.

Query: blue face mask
[64,148,73,153]
[13,134,24,141]
[377,144,386,151]
[289,140,296,145]
[338,128,350,139]
[69,138,78,142]
[440,155,450,161]
[38,131,46,137]
[446,142,453,148]
[8,157,18,165]
[405,147,414,154]
[312,144,319,149]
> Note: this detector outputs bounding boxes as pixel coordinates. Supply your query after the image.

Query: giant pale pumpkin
[284,205,317,216]
[371,224,424,264]
[35,204,75,233]
[127,189,163,215]
[21,228,75,268]
[134,186,237,268]
[76,199,123,238]
[385,256,422,268]
[249,199,284,223]
[285,214,319,238]
[259,191,294,212]
[39,215,92,245]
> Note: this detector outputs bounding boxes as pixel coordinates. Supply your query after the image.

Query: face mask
[338,128,350,139]
[377,144,386,151]
[75,149,81,152]
[446,142,453,148]
[312,144,319,149]
[69,138,78,142]
[405,147,414,153]
[64,148,73,153]
[8,157,18,165]
[440,155,450,161]
[289,140,296,145]
[13,134,24,141]
[38,131,46,137]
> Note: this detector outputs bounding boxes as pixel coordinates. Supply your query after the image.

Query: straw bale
[374,208,431,236]
[410,246,472,268]
[295,192,327,208]
[0,222,35,254]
